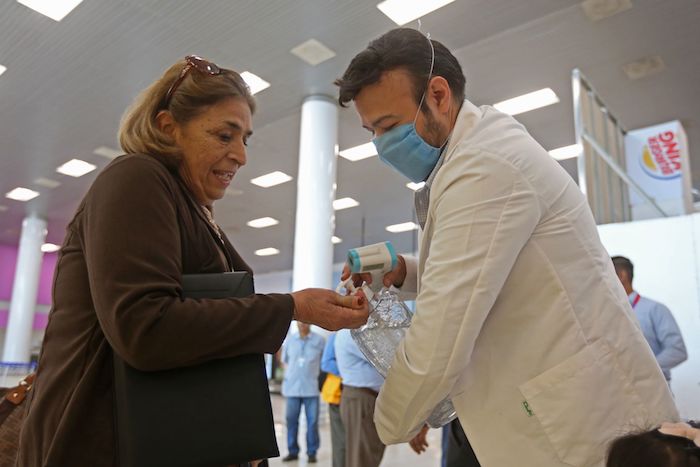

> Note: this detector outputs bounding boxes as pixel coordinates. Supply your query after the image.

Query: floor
[267,394,443,467]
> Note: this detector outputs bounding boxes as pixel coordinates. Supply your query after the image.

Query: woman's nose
[228,145,246,166]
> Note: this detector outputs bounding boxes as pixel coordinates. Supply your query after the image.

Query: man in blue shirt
[281,322,326,463]
[334,328,385,467]
[321,333,345,467]
[612,256,688,382]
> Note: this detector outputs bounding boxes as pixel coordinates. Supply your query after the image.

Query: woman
[17,55,368,466]
[607,421,700,467]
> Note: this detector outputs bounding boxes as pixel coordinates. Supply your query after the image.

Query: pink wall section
[0,244,58,330]
[0,245,18,301]
[0,309,49,329]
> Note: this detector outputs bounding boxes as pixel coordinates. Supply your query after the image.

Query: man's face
[354,69,447,147]
[614,267,629,286]
[297,322,311,336]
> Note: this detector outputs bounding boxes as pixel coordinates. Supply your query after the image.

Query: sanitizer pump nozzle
[345,241,398,300]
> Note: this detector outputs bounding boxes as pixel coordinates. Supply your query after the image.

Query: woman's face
[167,97,252,206]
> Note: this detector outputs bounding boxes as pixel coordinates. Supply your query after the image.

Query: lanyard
[631,293,641,308]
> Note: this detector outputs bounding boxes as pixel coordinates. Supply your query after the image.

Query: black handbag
[113,272,279,467]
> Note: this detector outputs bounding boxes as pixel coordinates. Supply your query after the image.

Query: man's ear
[427,76,452,114]
[155,110,177,139]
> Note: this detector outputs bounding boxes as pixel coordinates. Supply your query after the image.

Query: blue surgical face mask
[371,33,444,183]
[372,120,442,183]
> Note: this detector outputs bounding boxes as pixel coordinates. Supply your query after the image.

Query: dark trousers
[328,402,346,467]
[446,419,481,467]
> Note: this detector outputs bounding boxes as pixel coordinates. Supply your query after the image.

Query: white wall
[598,213,700,419]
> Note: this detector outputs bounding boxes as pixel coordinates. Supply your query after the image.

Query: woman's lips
[213,169,235,183]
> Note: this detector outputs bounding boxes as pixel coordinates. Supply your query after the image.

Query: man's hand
[340,254,407,289]
[291,289,369,330]
[409,424,430,454]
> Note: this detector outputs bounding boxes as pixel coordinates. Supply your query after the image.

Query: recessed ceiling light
[377,0,455,26]
[549,144,583,160]
[581,0,632,22]
[333,197,360,210]
[622,55,666,80]
[406,181,426,191]
[493,88,559,116]
[255,247,280,257]
[332,236,342,244]
[93,146,122,159]
[0,65,6,77]
[291,39,337,66]
[247,217,279,229]
[6,187,39,202]
[16,0,84,21]
[56,159,97,177]
[386,221,419,233]
[34,177,61,189]
[339,142,377,162]
[241,71,270,95]
[41,243,60,253]
[250,171,293,188]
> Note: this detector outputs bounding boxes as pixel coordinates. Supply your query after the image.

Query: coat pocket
[518,340,647,466]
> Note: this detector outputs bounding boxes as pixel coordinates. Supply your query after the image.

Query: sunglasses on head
[161,55,221,109]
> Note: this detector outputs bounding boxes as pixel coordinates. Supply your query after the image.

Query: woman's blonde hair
[118,57,256,168]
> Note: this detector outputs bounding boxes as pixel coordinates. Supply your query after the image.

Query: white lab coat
[375,100,678,467]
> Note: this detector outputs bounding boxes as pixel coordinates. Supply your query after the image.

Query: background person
[334,328,385,467]
[321,332,346,467]
[612,255,688,382]
[280,323,325,463]
[336,28,678,467]
[607,421,700,467]
[16,55,368,467]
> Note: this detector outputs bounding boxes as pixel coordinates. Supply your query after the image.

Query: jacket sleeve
[80,156,293,371]
[652,303,688,372]
[374,148,541,443]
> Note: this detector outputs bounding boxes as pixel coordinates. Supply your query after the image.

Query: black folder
[113,272,279,467]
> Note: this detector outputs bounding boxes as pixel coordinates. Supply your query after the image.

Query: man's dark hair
[607,423,700,467]
[612,256,634,281]
[335,28,466,109]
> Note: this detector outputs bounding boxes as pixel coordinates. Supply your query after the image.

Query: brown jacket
[17,154,294,466]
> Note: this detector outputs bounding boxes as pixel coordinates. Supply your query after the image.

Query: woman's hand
[291,289,369,330]
[340,254,407,289]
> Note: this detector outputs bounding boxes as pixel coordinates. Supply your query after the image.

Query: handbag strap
[0,373,35,424]
[4,373,35,406]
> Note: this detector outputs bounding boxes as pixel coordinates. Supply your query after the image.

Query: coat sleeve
[80,156,293,371]
[374,148,542,443]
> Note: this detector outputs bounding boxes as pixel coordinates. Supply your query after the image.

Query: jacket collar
[442,99,483,164]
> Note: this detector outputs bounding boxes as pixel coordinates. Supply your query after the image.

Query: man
[336,28,678,467]
[320,332,345,467]
[334,328,385,467]
[612,255,688,382]
[281,322,325,463]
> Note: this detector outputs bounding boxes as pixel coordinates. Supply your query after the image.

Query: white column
[292,95,338,291]
[2,216,47,363]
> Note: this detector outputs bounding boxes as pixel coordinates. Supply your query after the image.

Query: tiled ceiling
[0,0,698,273]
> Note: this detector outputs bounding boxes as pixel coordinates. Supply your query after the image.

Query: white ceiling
[0,0,698,273]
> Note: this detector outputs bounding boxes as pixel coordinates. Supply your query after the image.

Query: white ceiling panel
[0,0,698,274]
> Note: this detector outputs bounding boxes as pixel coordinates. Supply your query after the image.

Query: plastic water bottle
[348,284,457,428]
